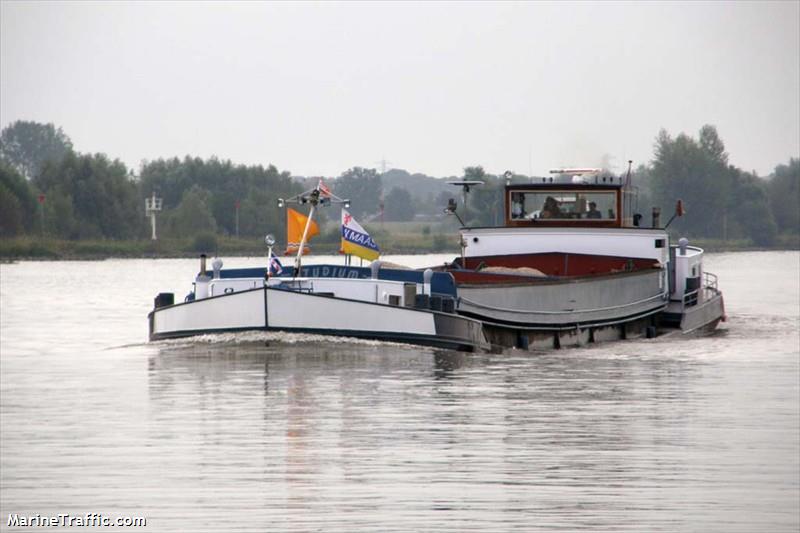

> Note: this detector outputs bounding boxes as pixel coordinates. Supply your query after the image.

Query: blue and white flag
[268,251,283,276]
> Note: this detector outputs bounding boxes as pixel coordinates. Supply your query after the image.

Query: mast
[277,181,350,277]
[294,191,319,274]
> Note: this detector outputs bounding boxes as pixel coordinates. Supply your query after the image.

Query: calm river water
[1,251,798,532]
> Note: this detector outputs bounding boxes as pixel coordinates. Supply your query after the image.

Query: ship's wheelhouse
[451,169,664,277]
[504,170,638,229]
[507,186,621,227]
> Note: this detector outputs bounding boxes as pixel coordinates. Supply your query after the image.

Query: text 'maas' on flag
[341,209,380,261]
[285,208,319,255]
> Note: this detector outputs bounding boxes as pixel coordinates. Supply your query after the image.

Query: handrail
[683,271,720,306]
[683,289,699,306]
[458,291,667,315]
[670,244,705,254]
[704,271,718,291]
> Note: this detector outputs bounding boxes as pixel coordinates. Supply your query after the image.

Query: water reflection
[141,338,724,529]
[433,351,469,378]
[2,253,798,531]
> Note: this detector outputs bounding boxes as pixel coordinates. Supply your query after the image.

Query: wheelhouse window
[509,191,617,221]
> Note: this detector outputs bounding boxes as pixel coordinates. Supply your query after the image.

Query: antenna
[445,180,484,225]
[624,160,635,225]
[375,157,391,174]
[625,160,633,186]
[373,158,392,224]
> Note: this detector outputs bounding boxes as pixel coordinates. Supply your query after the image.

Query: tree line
[327,129,798,248]
[638,125,798,246]
[0,120,797,247]
[379,125,798,246]
[0,121,305,244]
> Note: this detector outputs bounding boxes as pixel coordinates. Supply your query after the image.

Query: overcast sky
[1,1,798,178]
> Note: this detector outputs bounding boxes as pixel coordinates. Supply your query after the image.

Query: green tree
[0,161,37,235]
[729,169,777,246]
[139,157,299,237]
[0,121,73,179]
[333,167,382,219]
[167,185,218,238]
[35,152,141,239]
[460,166,506,226]
[767,158,799,234]
[239,189,285,242]
[699,124,728,165]
[651,126,732,237]
[138,157,192,209]
[0,183,24,236]
[42,185,79,239]
[650,125,777,244]
[628,164,654,220]
[384,187,415,221]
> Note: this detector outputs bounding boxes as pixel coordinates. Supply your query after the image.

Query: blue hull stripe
[218,264,457,298]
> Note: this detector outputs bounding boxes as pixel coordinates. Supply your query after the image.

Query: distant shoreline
[1,235,797,262]
[0,235,460,262]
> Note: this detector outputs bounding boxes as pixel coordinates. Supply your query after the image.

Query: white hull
[149,286,487,352]
[152,287,266,336]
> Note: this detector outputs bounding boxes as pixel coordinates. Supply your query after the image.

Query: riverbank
[0,233,460,261]
[1,233,797,262]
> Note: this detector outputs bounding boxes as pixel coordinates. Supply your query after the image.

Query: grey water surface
[1,252,798,532]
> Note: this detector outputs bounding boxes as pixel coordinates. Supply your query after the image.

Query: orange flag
[285,208,319,255]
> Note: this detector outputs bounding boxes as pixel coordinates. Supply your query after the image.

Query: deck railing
[683,271,719,306]
[704,271,718,292]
